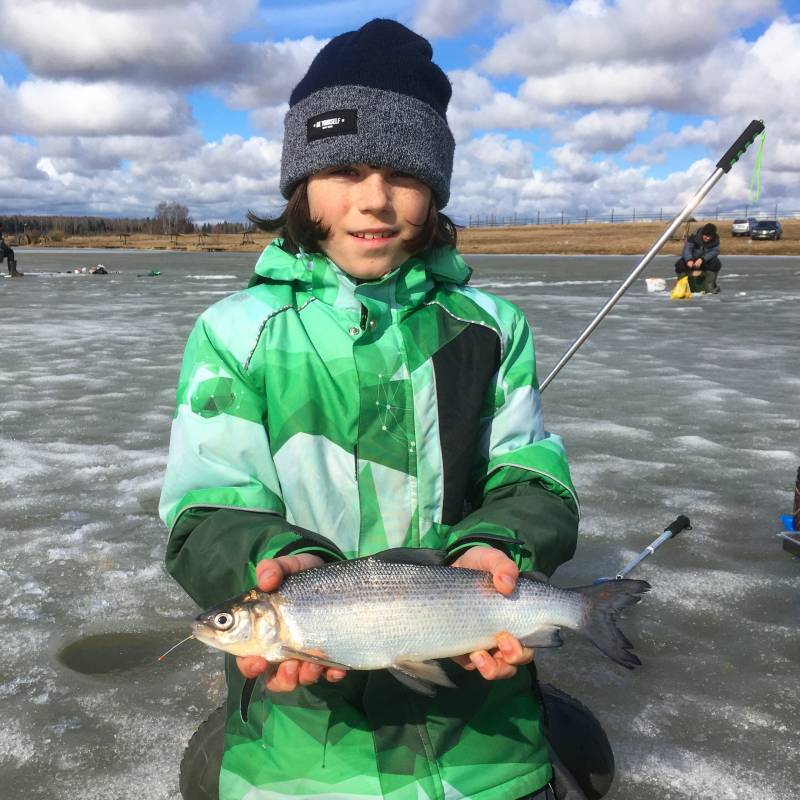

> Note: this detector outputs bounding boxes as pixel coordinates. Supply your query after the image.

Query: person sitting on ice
[0,224,18,275]
[674,222,722,293]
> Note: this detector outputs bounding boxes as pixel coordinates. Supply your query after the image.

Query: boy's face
[307,164,432,281]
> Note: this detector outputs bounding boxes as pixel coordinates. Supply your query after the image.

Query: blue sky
[0,0,798,223]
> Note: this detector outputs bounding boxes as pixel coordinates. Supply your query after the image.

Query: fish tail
[576,579,650,669]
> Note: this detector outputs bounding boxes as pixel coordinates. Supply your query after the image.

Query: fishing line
[158,635,195,661]
[749,130,766,203]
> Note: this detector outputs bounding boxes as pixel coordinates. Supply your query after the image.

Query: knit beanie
[280,18,455,208]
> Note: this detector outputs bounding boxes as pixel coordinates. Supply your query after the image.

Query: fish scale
[193,553,650,687]
[274,558,587,669]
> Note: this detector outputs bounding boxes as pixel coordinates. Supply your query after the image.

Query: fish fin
[367,548,448,566]
[389,669,436,696]
[520,570,550,584]
[240,677,257,723]
[389,660,456,696]
[362,547,447,567]
[519,625,563,649]
[279,647,351,671]
[575,579,650,669]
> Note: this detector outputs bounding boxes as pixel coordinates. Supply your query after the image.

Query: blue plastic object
[780,514,796,532]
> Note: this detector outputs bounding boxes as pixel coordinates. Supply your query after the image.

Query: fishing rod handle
[665,515,691,538]
[716,119,765,173]
[613,517,690,578]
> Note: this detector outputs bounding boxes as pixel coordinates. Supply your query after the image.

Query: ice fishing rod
[595,514,692,583]
[539,119,766,392]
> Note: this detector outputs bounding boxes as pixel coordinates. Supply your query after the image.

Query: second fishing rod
[539,118,765,393]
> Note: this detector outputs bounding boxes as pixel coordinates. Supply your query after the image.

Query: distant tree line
[1,204,250,243]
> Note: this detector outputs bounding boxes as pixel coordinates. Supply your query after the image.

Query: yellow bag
[670,275,692,300]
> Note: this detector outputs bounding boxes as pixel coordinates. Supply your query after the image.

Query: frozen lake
[1,248,798,799]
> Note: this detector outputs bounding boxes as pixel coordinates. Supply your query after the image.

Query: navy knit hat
[280,18,455,208]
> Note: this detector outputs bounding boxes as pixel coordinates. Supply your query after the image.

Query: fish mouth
[190,620,216,645]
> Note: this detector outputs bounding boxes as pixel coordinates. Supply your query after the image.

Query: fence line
[461,206,799,228]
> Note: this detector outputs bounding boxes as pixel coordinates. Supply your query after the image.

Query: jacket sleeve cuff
[444,529,530,566]
[255,525,345,564]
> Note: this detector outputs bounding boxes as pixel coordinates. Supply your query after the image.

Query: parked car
[750,220,783,240]
[730,217,757,237]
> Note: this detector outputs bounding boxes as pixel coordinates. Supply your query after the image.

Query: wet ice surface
[2,249,798,799]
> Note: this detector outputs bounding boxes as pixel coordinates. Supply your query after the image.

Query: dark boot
[687,273,703,292]
[700,270,719,293]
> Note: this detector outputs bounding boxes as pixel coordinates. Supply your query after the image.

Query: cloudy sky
[1,0,798,225]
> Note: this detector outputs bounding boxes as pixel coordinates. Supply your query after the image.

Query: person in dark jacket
[0,225,18,275]
[675,222,721,293]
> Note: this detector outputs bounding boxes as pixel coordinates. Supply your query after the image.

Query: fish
[192,548,650,696]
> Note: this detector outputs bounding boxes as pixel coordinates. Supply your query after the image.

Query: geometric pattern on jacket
[160,241,579,800]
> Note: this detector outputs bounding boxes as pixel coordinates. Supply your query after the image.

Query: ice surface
[1,250,798,799]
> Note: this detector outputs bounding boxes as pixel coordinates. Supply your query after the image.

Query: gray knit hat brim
[280,85,455,209]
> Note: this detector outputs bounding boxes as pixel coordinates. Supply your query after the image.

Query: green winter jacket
[160,240,579,800]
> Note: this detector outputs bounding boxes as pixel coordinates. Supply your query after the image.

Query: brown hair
[247,180,457,257]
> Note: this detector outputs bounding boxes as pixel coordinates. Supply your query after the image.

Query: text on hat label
[307,109,358,142]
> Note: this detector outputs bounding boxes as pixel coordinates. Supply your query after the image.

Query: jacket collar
[250,239,471,312]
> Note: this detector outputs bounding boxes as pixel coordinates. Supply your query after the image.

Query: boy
[161,18,579,800]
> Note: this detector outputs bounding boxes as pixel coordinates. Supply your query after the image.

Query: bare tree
[155,201,193,235]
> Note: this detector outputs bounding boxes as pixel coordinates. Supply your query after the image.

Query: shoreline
[18,248,800,260]
[8,219,799,257]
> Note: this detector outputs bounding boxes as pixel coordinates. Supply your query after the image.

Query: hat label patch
[307,109,357,141]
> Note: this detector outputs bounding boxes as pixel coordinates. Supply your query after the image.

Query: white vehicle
[731,217,756,237]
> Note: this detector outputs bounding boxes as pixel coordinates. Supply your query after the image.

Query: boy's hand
[450,546,534,680]
[235,553,348,691]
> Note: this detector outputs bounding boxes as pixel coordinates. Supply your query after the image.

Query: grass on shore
[459,219,800,256]
[12,219,800,256]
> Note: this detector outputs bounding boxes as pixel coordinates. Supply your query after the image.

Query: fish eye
[213,612,234,630]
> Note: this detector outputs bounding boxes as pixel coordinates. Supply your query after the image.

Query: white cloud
[448,69,557,141]
[480,0,779,76]
[412,0,493,38]
[449,134,534,214]
[767,140,800,174]
[713,18,800,120]
[29,132,206,176]
[0,0,256,85]
[0,132,284,220]
[249,104,291,138]
[627,120,727,165]
[8,80,192,137]
[458,133,533,175]
[520,62,685,110]
[448,70,496,108]
[558,108,651,152]
[0,3,797,221]
[0,136,46,182]
[226,36,326,109]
